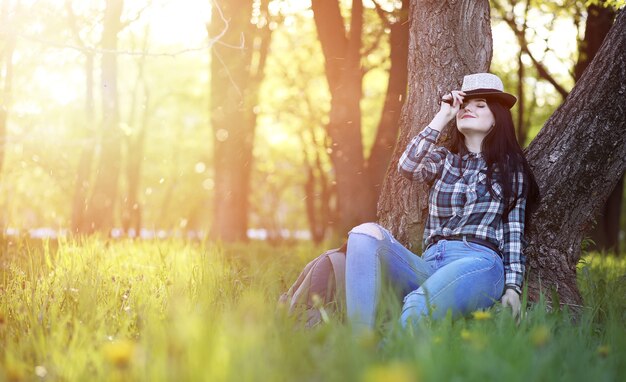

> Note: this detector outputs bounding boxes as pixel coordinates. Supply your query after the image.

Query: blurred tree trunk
[514,0,531,146]
[311,0,409,237]
[311,0,370,236]
[84,0,124,233]
[378,0,493,252]
[122,33,150,236]
[208,0,271,242]
[65,1,97,234]
[0,0,17,178]
[574,5,615,81]
[121,103,147,236]
[574,4,622,255]
[520,9,626,307]
[367,0,410,214]
[301,129,335,245]
[71,52,96,233]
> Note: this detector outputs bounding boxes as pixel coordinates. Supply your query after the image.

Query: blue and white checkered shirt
[398,126,526,294]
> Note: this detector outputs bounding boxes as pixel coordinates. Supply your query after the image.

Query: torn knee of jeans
[349,222,384,240]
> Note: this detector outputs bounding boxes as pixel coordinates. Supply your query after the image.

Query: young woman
[345,73,540,330]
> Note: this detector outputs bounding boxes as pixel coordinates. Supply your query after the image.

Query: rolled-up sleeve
[398,127,448,184]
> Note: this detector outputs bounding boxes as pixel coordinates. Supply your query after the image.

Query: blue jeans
[345,223,504,330]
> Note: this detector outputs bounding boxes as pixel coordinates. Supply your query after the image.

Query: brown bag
[279,244,347,327]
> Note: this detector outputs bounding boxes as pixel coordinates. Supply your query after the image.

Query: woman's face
[455,98,495,137]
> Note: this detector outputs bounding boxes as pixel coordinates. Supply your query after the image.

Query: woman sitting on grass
[345,73,540,331]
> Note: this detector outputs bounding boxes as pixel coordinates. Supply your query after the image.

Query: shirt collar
[462,151,483,160]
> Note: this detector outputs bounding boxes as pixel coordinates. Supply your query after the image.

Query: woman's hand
[501,288,521,319]
[429,90,465,131]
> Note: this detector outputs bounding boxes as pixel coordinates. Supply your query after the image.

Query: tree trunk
[208,0,271,242]
[574,5,615,81]
[514,0,531,146]
[0,0,16,178]
[84,0,123,233]
[0,42,14,177]
[378,0,493,252]
[65,1,97,234]
[71,53,96,233]
[122,31,150,237]
[366,0,410,214]
[122,92,149,236]
[574,4,622,255]
[311,0,373,236]
[302,133,335,245]
[524,10,626,307]
[589,174,623,254]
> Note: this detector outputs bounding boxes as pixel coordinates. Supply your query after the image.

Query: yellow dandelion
[597,345,611,358]
[472,310,492,320]
[460,329,473,341]
[530,325,551,348]
[102,339,136,369]
[363,361,418,382]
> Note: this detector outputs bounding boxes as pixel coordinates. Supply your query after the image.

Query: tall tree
[378,0,493,252]
[208,0,272,241]
[311,0,409,236]
[523,8,626,306]
[83,0,124,233]
[121,28,151,236]
[0,0,18,177]
[65,0,98,233]
[574,4,622,255]
[367,0,410,212]
[380,2,626,309]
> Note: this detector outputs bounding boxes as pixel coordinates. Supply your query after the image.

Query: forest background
[0,0,624,253]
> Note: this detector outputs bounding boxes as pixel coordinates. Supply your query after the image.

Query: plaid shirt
[398,127,526,294]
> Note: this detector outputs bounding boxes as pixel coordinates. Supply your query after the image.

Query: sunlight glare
[144,0,211,47]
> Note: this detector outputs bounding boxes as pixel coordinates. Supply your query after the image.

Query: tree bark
[574,4,622,255]
[524,10,626,306]
[366,0,410,214]
[311,0,373,236]
[208,0,271,242]
[378,0,493,252]
[84,0,124,233]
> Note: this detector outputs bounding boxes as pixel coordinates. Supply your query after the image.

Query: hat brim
[464,89,517,109]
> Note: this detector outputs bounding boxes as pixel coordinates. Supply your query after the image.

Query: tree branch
[492,0,569,99]
[371,0,391,28]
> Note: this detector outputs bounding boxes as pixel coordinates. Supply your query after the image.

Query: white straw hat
[461,73,517,109]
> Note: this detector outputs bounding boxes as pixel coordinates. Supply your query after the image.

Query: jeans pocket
[463,240,497,260]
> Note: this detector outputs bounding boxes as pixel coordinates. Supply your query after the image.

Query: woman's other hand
[501,288,521,320]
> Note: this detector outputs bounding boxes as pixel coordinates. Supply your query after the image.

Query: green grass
[1,237,624,381]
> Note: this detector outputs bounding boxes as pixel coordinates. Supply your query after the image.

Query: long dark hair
[451,100,540,220]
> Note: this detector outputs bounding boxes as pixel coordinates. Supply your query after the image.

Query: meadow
[1,237,624,381]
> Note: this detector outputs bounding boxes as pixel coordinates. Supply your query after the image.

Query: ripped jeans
[345,222,504,330]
